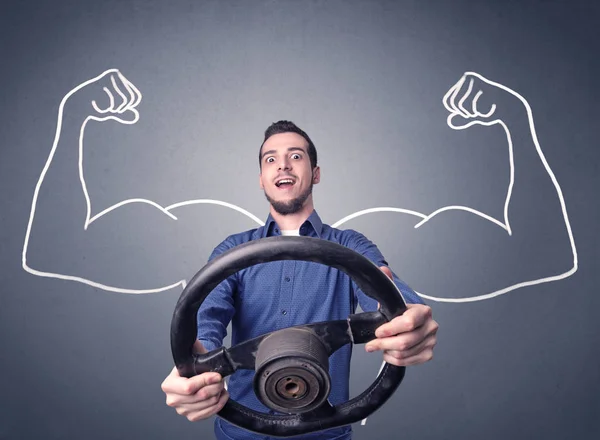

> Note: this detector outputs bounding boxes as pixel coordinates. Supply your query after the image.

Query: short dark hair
[259,120,318,169]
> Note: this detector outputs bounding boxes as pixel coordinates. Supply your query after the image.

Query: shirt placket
[279,260,295,324]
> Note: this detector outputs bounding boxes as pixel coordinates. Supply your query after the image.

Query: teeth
[277,179,294,186]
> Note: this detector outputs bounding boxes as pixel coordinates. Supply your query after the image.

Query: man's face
[259,132,320,215]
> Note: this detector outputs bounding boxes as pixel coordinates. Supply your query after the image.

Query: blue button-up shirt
[196,210,423,440]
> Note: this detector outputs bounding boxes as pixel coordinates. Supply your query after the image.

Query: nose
[277,156,292,171]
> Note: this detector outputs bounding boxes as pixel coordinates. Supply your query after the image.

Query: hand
[443,71,524,130]
[161,341,229,422]
[64,68,142,125]
[365,266,438,366]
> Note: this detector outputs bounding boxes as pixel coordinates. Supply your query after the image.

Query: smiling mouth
[275,178,295,188]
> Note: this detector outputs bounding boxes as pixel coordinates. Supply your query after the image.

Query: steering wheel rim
[170,236,408,437]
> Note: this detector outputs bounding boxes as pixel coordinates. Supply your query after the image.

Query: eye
[291,153,301,160]
[266,157,275,163]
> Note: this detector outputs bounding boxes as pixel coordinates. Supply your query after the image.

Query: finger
[91,87,115,114]
[192,339,208,354]
[368,312,437,353]
[381,332,437,361]
[472,89,496,118]
[446,111,487,131]
[121,73,143,108]
[110,74,128,112]
[375,304,432,337]
[442,80,462,113]
[383,347,434,366]
[449,76,473,118]
[457,78,476,117]
[367,322,428,352]
[379,266,393,280]
[166,380,225,407]
[161,368,222,395]
[173,385,226,414]
[174,392,221,414]
[116,71,137,111]
[186,389,230,422]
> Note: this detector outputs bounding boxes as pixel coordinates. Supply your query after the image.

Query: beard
[264,181,313,215]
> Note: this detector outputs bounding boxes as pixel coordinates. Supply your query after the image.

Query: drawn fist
[65,69,142,125]
[443,72,524,130]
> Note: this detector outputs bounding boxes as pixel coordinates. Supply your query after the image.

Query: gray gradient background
[1,0,599,439]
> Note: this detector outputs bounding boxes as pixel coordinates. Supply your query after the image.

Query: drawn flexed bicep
[335,72,577,303]
[23,69,262,294]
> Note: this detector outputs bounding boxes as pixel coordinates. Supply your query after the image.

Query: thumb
[186,372,223,394]
[115,108,140,124]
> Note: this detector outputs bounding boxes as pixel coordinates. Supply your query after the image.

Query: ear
[259,173,264,190]
[312,166,321,184]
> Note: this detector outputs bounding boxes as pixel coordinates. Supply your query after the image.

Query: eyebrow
[261,147,306,160]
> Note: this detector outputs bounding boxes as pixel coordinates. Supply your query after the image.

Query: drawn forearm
[501,108,575,263]
[24,111,91,261]
[499,113,553,234]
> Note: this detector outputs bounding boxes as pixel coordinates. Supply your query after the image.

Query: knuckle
[384,354,400,366]
[188,413,201,422]
[397,339,410,351]
[429,334,438,346]
[182,383,195,395]
[392,350,403,360]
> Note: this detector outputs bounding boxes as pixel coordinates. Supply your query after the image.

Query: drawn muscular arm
[22,70,261,293]
[336,73,577,302]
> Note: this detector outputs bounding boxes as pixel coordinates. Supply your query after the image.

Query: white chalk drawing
[21,69,578,425]
[21,69,264,294]
[333,72,577,303]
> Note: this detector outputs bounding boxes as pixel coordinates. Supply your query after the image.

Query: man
[161,121,439,440]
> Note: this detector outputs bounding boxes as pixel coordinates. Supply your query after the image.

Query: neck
[269,199,315,230]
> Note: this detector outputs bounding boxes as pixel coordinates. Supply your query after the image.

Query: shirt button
[284,276,291,282]
[281,310,287,315]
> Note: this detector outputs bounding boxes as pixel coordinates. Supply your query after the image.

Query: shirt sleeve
[345,230,425,311]
[195,238,237,352]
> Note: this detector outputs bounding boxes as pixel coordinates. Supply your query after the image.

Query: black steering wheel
[170,236,408,437]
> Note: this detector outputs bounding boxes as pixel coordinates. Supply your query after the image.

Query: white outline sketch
[21,69,578,426]
[21,69,265,294]
[332,72,577,303]
[22,69,577,300]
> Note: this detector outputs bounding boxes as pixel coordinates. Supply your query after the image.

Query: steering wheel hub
[254,327,331,414]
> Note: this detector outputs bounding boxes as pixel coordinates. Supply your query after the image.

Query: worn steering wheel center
[254,327,331,414]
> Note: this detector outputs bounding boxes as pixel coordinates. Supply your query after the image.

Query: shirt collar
[262,210,323,238]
